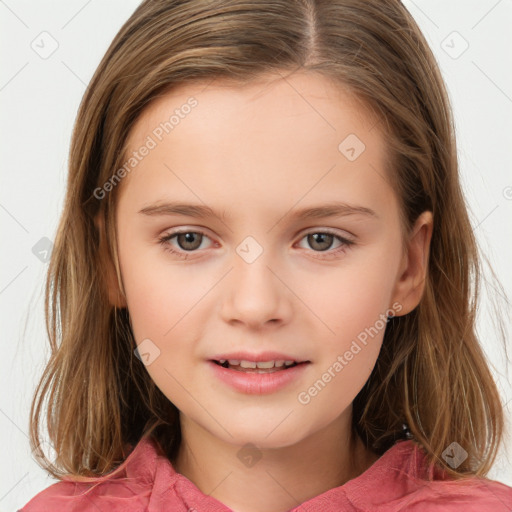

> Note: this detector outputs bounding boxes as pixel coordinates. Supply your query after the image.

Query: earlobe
[94,213,127,309]
[391,211,433,316]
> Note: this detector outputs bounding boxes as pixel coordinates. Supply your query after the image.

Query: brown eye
[296,230,355,259]
[175,232,203,251]
[306,233,335,251]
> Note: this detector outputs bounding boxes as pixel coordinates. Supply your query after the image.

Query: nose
[220,243,293,329]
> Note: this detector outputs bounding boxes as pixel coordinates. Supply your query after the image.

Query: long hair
[29,0,506,481]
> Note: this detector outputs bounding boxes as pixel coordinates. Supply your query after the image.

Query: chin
[220,420,310,450]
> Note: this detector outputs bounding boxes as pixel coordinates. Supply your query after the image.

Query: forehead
[126,70,380,154]
[117,71,392,220]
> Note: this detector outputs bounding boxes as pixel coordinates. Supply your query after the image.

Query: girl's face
[113,71,430,449]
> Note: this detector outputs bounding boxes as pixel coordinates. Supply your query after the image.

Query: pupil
[178,232,201,250]
[309,233,333,251]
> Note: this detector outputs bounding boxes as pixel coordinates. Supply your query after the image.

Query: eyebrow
[138,201,378,221]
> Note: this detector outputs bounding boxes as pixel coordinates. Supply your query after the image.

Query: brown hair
[30,0,507,481]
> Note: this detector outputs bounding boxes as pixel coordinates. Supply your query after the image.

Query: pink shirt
[20,438,512,511]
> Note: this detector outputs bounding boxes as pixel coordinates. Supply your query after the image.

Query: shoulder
[403,476,512,511]
[342,440,512,511]
[19,438,183,511]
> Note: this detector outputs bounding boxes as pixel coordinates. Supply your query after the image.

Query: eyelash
[157,228,355,260]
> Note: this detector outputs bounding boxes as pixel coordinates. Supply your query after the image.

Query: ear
[94,212,127,309]
[391,211,433,316]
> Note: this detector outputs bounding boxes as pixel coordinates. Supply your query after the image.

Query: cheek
[294,263,395,425]
[118,240,207,340]
[307,251,400,352]
[118,245,208,406]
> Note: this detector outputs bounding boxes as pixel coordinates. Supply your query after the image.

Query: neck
[173,408,378,512]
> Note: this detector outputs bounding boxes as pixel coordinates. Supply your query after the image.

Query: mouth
[208,353,311,394]
[210,359,309,373]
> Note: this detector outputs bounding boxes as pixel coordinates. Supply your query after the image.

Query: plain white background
[1,1,511,510]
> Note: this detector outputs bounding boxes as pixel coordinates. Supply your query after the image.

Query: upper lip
[209,351,310,363]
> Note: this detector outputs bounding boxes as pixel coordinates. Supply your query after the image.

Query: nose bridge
[221,233,290,325]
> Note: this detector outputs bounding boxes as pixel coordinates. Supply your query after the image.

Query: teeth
[218,359,298,369]
[255,361,274,369]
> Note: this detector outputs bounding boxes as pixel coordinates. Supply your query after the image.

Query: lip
[207,360,310,394]
[209,351,309,363]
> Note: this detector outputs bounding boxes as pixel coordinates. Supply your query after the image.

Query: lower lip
[207,361,310,394]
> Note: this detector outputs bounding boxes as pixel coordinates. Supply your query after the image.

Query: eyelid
[160,226,355,244]
[158,226,355,261]
[160,226,216,241]
[159,227,216,249]
[299,226,355,241]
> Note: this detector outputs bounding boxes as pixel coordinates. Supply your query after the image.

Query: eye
[158,229,213,256]
[157,228,355,260]
[296,230,354,259]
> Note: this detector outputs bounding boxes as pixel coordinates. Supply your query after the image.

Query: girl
[21,0,512,510]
